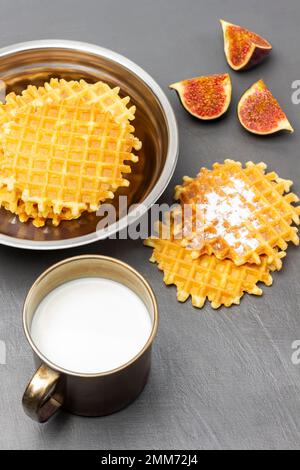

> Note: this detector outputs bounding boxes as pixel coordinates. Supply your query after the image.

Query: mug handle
[22,364,62,423]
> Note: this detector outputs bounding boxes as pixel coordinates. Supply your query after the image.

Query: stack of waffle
[0,78,142,227]
[145,160,300,308]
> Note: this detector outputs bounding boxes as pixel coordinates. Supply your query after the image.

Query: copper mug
[22,255,158,423]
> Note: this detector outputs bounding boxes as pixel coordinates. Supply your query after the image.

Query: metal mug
[22,255,158,423]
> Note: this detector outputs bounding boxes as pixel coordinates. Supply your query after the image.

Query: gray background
[0,0,299,450]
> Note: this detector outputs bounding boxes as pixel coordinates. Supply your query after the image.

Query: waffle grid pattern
[0,79,136,131]
[145,225,281,308]
[0,184,88,226]
[0,79,141,226]
[175,160,300,267]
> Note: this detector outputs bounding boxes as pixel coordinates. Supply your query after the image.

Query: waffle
[145,222,283,308]
[0,94,141,226]
[0,186,82,227]
[174,160,300,267]
[0,78,136,133]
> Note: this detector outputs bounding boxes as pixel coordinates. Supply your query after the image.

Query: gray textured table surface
[0,0,300,450]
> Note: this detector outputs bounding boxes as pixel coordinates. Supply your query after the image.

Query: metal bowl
[0,40,178,250]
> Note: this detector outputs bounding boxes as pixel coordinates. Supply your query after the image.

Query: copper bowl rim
[0,39,179,250]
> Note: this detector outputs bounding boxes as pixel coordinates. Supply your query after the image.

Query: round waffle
[174,160,300,267]
[0,186,82,227]
[0,80,141,227]
[0,78,136,132]
[145,222,282,309]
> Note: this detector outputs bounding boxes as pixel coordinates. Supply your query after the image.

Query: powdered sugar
[190,177,262,253]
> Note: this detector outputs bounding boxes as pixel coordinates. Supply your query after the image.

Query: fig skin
[220,19,272,71]
[237,79,294,135]
[169,73,232,120]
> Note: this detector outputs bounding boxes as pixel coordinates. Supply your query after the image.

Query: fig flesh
[220,19,272,71]
[238,80,293,135]
[170,73,231,120]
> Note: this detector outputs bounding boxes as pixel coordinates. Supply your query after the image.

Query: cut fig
[238,80,294,135]
[220,19,272,71]
[170,73,231,120]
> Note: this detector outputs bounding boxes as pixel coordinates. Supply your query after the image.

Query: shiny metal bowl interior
[0,40,178,249]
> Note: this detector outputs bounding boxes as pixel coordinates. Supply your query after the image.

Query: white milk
[30,278,152,374]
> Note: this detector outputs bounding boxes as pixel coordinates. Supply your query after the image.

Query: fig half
[238,80,294,135]
[170,73,231,120]
[220,19,272,71]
